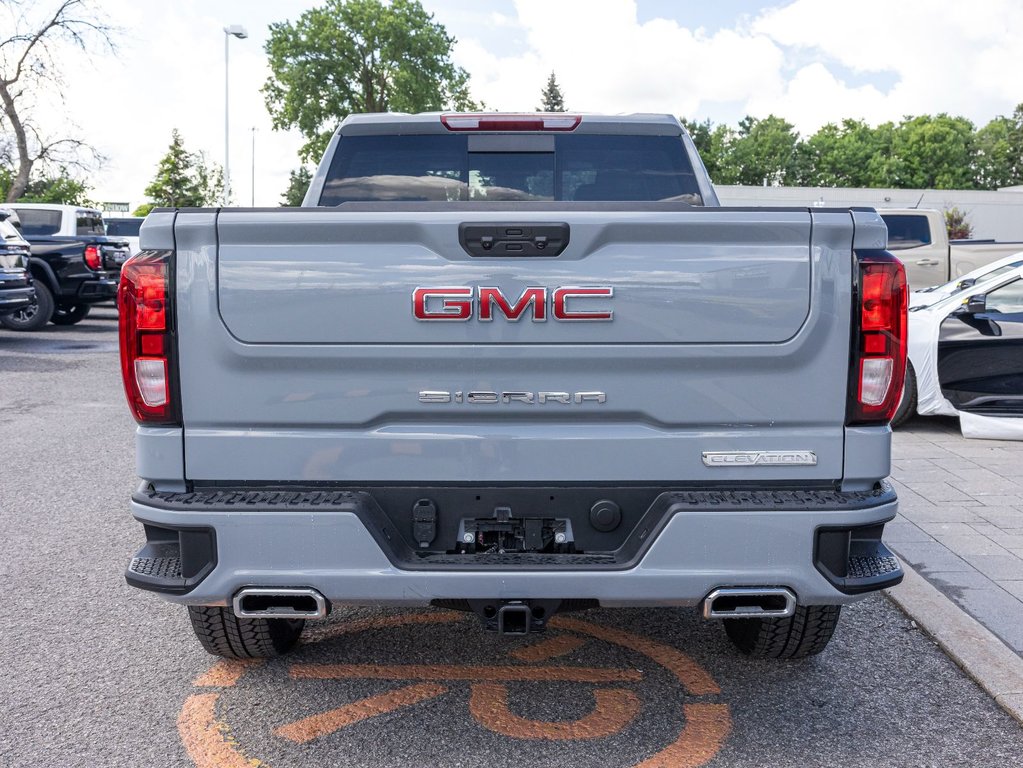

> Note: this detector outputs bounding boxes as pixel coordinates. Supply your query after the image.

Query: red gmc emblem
[412,286,613,322]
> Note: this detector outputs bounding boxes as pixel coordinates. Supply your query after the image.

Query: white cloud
[749,0,1023,125]
[16,0,1023,206]
[455,0,785,116]
[455,0,1023,134]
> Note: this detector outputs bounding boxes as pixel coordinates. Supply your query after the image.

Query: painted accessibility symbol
[180,611,732,767]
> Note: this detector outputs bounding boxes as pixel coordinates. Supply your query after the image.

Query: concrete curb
[887,564,1023,725]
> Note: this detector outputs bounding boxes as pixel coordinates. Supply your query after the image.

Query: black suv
[0,210,36,323]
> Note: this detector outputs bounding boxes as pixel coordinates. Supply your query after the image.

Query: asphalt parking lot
[2,306,1023,767]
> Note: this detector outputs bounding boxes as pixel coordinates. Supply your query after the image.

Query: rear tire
[50,303,91,326]
[723,604,842,659]
[187,606,305,659]
[891,364,917,428]
[0,281,54,331]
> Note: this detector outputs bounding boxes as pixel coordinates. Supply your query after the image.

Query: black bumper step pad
[129,555,182,580]
[124,525,216,595]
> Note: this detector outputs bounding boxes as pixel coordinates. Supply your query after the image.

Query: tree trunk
[0,81,32,202]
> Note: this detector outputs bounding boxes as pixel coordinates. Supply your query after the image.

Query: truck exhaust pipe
[233,588,328,620]
[702,587,797,619]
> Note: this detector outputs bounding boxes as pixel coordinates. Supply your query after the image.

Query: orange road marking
[275,683,447,744]
[193,659,264,688]
[180,613,732,767]
[508,634,587,662]
[290,663,642,684]
[634,703,732,768]
[551,616,721,696]
[178,693,265,768]
[469,683,641,740]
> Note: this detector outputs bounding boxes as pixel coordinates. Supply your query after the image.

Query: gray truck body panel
[130,114,899,610]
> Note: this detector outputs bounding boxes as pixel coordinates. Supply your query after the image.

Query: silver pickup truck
[120,112,907,661]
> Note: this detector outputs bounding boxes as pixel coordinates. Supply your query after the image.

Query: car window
[105,219,143,237]
[983,278,1023,314]
[12,208,62,236]
[881,214,932,250]
[319,134,703,205]
[76,212,105,236]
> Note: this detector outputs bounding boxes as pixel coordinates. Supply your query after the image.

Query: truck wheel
[0,281,54,332]
[187,606,305,659]
[50,303,92,326]
[723,604,841,659]
[891,364,917,428]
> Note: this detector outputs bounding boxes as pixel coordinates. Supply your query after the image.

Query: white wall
[715,185,1023,242]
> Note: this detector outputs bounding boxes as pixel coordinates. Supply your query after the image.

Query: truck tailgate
[217,209,810,344]
[172,206,856,484]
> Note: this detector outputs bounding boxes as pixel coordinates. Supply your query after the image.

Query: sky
[8,0,1023,208]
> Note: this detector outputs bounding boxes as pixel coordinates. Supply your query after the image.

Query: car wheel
[723,604,842,659]
[187,606,305,659]
[891,364,917,428]
[50,303,92,326]
[0,281,55,332]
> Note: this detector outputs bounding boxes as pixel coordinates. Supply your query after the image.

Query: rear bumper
[0,285,35,314]
[127,484,902,608]
[76,277,118,302]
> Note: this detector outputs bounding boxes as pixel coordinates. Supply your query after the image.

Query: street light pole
[223,24,248,206]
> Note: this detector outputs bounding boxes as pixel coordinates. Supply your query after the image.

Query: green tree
[726,115,805,186]
[803,119,894,187]
[681,118,737,184]
[263,0,479,164]
[944,207,973,239]
[1,163,93,204]
[18,167,93,205]
[132,202,156,217]
[974,105,1023,189]
[888,114,976,189]
[281,167,313,206]
[141,130,223,208]
[537,72,566,112]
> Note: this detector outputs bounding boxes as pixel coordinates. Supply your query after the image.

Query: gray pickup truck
[120,112,907,661]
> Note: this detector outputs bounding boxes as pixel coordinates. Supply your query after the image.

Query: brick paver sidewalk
[888,416,1023,655]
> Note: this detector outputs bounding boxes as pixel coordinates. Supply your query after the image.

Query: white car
[909,251,1023,309]
[895,263,1023,439]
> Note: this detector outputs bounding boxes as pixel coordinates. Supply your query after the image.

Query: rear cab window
[12,208,62,237]
[881,214,932,250]
[318,134,704,206]
[106,219,143,237]
[76,210,105,236]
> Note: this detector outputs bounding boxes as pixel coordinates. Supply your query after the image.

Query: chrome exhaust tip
[233,587,329,620]
[702,587,797,619]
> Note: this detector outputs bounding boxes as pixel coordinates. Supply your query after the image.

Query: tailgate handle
[459,223,569,258]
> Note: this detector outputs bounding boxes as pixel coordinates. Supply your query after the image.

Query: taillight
[119,250,179,425]
[847,252,907,424]
[440,113,581,132]
[84,244,102,270]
